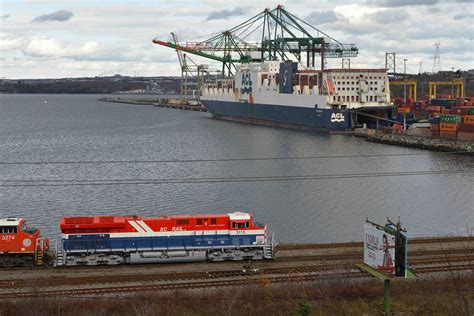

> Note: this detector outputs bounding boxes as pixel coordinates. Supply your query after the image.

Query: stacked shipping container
[431,107,474,141]
[392,96,474,142]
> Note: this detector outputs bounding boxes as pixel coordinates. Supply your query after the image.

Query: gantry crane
[153,5,358,78]
[171,32,208,103]
[389,80,418,101]
[428,79,465,100]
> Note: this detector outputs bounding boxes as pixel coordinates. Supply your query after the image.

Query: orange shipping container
[427,106,441,112]
[440,131,457,140]
[397,107,410,113]
[440,123,458,132]
[462,115,474,125]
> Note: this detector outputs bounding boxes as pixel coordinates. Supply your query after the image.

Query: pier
[98,97,207,112]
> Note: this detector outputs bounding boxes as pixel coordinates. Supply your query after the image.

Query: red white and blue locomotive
[0,212,275,267]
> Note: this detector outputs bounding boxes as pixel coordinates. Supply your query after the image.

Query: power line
[0,151,472,166]
[1,169,471,187]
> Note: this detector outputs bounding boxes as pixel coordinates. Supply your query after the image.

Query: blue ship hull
[202,100,352,132]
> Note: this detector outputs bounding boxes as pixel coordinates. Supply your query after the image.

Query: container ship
[201,61,395,132]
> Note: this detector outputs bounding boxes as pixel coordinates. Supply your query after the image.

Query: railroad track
[0,271,369,299]
[3,262,473,300]
[415,263,474,274]
[0,263,350,289]
[277,236,474,251]
[1,253,472,292]
[279,247,473,263]
[0,244,471,289]
[1,236,471,300]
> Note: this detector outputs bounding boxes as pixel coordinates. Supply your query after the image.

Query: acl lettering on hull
[330,113,345,123]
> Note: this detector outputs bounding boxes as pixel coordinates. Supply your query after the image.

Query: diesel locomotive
[0,212,275,267]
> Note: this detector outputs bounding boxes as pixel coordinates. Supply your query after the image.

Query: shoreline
[366,133,474,152]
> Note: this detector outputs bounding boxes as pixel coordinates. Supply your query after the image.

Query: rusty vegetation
[0,272,472,316]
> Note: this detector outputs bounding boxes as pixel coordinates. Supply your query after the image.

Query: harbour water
[0,94,472,242]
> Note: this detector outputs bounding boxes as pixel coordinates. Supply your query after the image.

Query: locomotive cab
[229,212,267,245]
[0,218,49,267]
[0,218,39,253]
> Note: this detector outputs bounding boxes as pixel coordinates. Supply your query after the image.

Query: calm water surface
[0,94,473,242]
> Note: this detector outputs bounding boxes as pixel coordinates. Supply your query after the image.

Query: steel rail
[3,263,473,299]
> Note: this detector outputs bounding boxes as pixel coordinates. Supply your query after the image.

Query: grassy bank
[1,273,472,315]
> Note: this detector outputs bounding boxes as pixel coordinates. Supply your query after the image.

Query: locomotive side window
[245,222,249,228]
[236,222,245,229]
[0,226,18,234]
[232,222,236,229]
[210,218,217,225]
[176,219,189,225]
[196,219,203,225]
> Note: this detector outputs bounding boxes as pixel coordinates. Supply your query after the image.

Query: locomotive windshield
[21,224,38,234]
[232,222,250,229]
[0,226,18,234]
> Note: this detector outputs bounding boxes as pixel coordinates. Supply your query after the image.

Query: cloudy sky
[1,0,473,79]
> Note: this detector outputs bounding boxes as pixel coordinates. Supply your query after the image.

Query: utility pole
[403,58,407,131]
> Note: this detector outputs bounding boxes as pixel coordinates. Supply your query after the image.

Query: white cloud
[23,37,101,58]
[0,33,25,51]
[0,1,473,78]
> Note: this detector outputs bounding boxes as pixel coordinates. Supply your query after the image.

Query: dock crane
[428,79,465,100]
[389,80,418,101]
[170,32,208,104]
[153,5,358,78]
